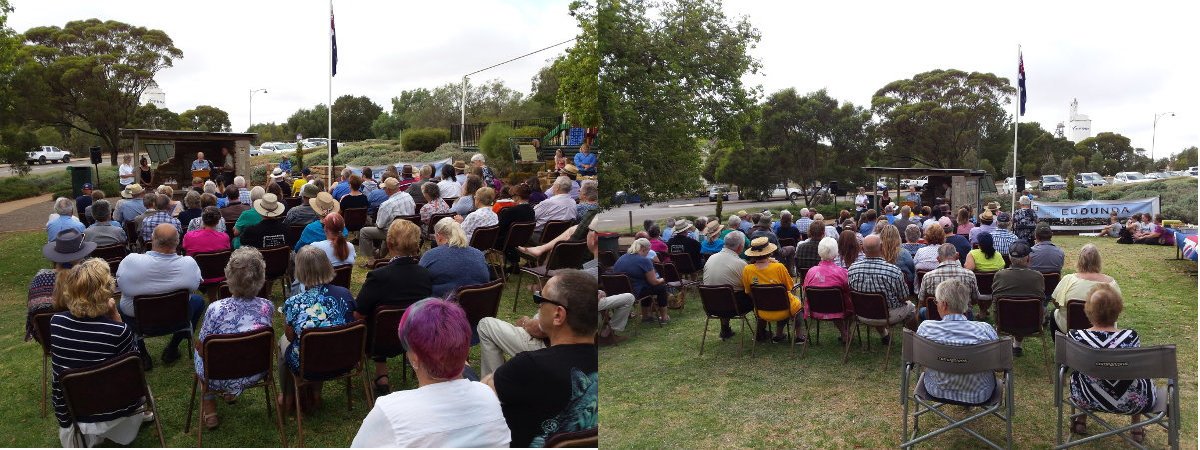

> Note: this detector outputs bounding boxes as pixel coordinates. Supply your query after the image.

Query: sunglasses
[533,291,569,311]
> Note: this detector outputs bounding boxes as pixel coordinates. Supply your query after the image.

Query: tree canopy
[332,95,383,141]
[179,105,230,132]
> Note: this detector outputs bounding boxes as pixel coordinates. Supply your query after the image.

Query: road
[0,160,96,178]
[595,196,811,231]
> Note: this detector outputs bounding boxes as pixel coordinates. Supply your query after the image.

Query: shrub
[48,166,122,200]
[402,128,451,153]
[513,125,549,139]
[479,123,516,171]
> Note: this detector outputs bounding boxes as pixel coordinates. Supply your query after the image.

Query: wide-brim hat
[979,210,994,222]
[271,167,285,179]
[254,193,286,217]
[310,191,340,216]
[562,164,579,176]
[744,236,778,257]
[121,183,144,199]
[453,161,467,171]
[43,229,96,263]
[703,220,722,237]
[673,219,695,234]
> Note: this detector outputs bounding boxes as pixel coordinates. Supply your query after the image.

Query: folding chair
[291,321,372,447]
[487,221,535,283]
[668,252,702,280]
[750,284,799,357]
[132,289,195,360]
[657,262,698,309]
[59,353,166,447]
[1042,272,1061,300]
[1054,334,1179,449]
[282,196,302,212]
[368,305,409,385]
[192,249,233,302]
[778,237,798,248]
[423,212,457,249]
[92,243,128,262]
[330,263,353,290]
[284,224,306,249]
[540,220,574,245]
[342,207,368,234]
[597,250,618,274]
[849,290,905,367]
[994,296,1050,376]
[514,240,589,312]
[545,427,598,448]
[31,311,61,417]
[370,258,391,270]
[600,273,654,335]
[915,270,930,293]
[698,285,752,357]
[901,329,1014,450]
[217,280,272,301]
[468,224,500,255]
[124,221,143,253]
[1065,299,1091,330]
[259,245,291,298]
[922,295,942,321]
[454,280,505,362]
[974,271,996,315]
[185,328,286,446]
[802,287,853,362]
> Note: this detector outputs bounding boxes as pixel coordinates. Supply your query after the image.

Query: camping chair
[802,287,853,362]
[368,305,409,385]
[849,290,905,367]
[132,289,195,360]
[546,427,598,448]
[750,284,799,357]
[259,245,291,298]
[284,224,306,249]
[31,311,61,418]
[1065,299,1091,330]
[330,264,353,290]
[342,207,368,234]
[698,285,752,357]
[600,273,655,335]
[1054,334,1178,449]
[488,221,536,282]
[290,321,371,447]
[184,328,286,446]
[59,352,166,447]
[192,249,233,302]
[540,220,575,245]
[514,240,589,312]
[901,329,1015,450]
[994,296,1050,376]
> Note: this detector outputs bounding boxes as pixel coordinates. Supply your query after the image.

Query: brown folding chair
[600,273,654,335]
[394,214,423,229]
[291,321,371,447]
[915,270,930,293]
[974,271,996,296]
[540,220,575,245]
[545,427,598,448]
[442,197,458,206]
[598,250,618,274]
[106,257,123,278]
[132,289,195,359]
[423,212,457,249]
[779,237,798,248]
[124,221,143,252]
[994,296,1050,376]
[330,264,353,290]
[468,223,500,250]
[750,284,799,357]
[31,311,61,417]
[514,240,590,311]
[1065,299,1091,330]
[259,245,291,298]
[656,261,698,309]
[849,290,905,367]
[185,328,286,446]
[217,281,271,301]
[59,353,166,447]
[697,285,752,357]
[192,249,233,301]
[342,207,368,233]
[668,252,701,280]
[224,220,236,237]
[454,280,505,366]
[803,287,853,362]
[368,305,409,385]
[1042,272,1061,299]
[922,295,942,322]
[488,221,536,283]
[284,224,307,249]
[92,243,128,261]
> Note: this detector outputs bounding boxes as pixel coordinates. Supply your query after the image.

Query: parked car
[707,184,729,202]
[1145,172,1173,180]
[1112,171,1151,184]
[612,190,642,205]
[1074,172,1107,187]
[257,142,283,153]
[1040,174,1067,190]
[1189,166,1198,176]
[905,176,929,189]
[26,146,70,164]
[302,138,329,148]
[760,184,802,201]
[1169,170,1189,178]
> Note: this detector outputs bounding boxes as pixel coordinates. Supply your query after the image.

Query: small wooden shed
[862,167,995,213]
[119,129,257,187]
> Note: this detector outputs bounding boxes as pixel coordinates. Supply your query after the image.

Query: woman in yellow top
[965,232,1006,272]
[741,237,804,344]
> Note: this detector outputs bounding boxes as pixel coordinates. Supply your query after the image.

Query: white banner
[1032,197,1159,220]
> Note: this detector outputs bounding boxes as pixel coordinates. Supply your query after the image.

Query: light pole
[1151,111,1175,169]
[248,88,268,130]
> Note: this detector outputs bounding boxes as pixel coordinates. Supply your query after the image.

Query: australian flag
[1017,49,1025,116]
[331,7,338,76]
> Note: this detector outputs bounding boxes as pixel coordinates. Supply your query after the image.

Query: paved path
[0,195,119,234]
[595,196,810,232]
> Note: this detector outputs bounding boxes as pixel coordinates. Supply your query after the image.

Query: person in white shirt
[459,187,499,242]
[436,164,460,200]
[118,154,135,187]
[358,177,415,259]
[351,298,510,448]
[854,187,869,219]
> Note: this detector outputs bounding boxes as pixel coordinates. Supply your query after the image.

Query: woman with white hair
[202,180,227,208]
[802,237,852,343]
[418,217,490,298]
[156,185,183,217]
[612,238,670,324]
[46,197,85,242]
[233,176,250,204]
[470,153,496,188]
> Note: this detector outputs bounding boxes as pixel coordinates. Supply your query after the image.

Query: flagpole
[1010,44,1020,219]
[327,0,334,187]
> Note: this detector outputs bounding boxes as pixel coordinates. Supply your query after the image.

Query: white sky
[8,0,577,132]
[724,0,1199,159]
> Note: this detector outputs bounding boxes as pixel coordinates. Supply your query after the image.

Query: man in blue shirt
[47,197,85,242]
[916,278,998,404]
[190,151,212,171]
[573,144,597,176]
[278,155,293,174]
[330,167,353,200]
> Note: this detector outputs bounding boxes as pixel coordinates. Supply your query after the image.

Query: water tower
[1068,98,1092,142]
[140,81,166,108]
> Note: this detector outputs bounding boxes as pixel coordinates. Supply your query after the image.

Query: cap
[1008,241,1032,258]
[997,212,1011,223]
[81,183,93,190]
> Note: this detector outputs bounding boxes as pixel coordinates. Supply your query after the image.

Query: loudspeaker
[1015,176,1025,193]
[829,181,840,196]
[89,146,102,165]
[330,139,338,158]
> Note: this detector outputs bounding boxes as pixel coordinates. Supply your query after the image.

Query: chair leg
[800,318,810,358]
[1040,332,1051,381]
[294,377,305,447]
[883,324,894,368]
[185,376,198,434]
[512,273,524,312]
[266,377,287,447]
[41,355,47,418]
[699,317,710,357]
[145,386,167,447]
[737,315,747,358]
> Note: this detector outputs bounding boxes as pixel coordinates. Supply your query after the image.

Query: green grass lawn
[0,230,541,447]
[599,236,1197,448]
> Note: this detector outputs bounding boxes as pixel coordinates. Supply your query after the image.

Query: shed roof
[119,129,258,140]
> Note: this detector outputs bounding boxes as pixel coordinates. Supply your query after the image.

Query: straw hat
[120,183,144,199]
[561,164,579,176]
[254,193,285,217]
[43,230,96,263]
[309,191,340,216]
[979,210,994,223]
[672,219,695,235]
[743,236,778,257]
[453,160,466,172]
[703,220,722,238]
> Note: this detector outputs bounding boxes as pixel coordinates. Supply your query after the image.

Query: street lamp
[248,88,268,130]
[1151,111,1175,168]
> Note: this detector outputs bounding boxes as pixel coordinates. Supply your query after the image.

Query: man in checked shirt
[847,235,917,344]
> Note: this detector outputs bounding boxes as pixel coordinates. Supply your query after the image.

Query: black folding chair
[192,249,233,302]
[259,245,291,299]
[514,240,590,312]
[750,284,799,357]
[132,289,195,360]
[994,296,1050,377]
[1065,299,1092,330]
[330,264,353,290]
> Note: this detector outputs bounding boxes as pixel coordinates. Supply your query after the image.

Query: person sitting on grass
[848,235,917,344]
[1098,212,1122,238]
[803,237,853,343]
[192,247,273,430]
[279,246,356,415]
[916,278,999,405]
[1067,284,1156,444]
[1134,214,1174,246]
[741,237,804,344]
[352,298,511,447]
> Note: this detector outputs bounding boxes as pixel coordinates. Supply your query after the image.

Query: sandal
[1130,426,1145,444]
[374,375,390,398]
[202,412,219,430]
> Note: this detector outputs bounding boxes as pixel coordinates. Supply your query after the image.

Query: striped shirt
[916,314,998,404]
[990,228,1017,255]
[50,312,140,428]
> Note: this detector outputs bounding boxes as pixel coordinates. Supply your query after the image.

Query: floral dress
[281,284,356,372]
[1068,329,1156,414]
[193,297,274,395]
